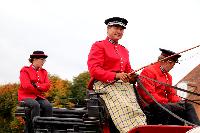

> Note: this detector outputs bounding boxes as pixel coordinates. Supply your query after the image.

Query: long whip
[100,45,200,89]
[131,45,200,74]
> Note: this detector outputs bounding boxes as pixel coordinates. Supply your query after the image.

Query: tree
[0,83,20,132]
[70,71,90,106]
[46,74,72,108]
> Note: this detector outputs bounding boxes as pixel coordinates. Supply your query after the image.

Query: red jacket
[137,62,181,105]
[87,37,133,88]
[18,64,50,101]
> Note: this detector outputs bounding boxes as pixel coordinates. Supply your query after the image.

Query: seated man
[87,17,146,133]
[137,48,200,126]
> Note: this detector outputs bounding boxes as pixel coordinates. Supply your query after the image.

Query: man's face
[107,25,124,41]
[164,60,176,72]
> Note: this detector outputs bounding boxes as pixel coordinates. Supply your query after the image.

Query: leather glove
[129,72,139,84]
[168,102,185,111]
[31,82,37,88]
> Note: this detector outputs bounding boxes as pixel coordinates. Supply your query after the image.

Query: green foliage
[0,83,20,132]
[70,71,90,106]
[9,116,25,133]
[0,117,12,132]
[46,74,72,108]
[0,84,18,118]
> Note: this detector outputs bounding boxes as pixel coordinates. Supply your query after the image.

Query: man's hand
[115,72,130,83]
[31,81,42,92]
[128,72,139,84]
[168,101,185,111]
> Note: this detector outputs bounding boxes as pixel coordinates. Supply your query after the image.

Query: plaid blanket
[94,81,146,133]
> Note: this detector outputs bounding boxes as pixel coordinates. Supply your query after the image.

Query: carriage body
[15,64,200,132]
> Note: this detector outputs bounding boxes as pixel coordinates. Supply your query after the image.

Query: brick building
[177,64,200,118]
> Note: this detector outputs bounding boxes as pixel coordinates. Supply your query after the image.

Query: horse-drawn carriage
[16,54,200,133]
[15,76,199,133]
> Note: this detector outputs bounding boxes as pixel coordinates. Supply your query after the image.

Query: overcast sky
[0,0,199,85]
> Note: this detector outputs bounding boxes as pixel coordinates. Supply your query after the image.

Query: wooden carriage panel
[128,125,192,133]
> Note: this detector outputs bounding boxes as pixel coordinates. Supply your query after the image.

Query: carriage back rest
[86,89,110,119]
[15,101,87,119]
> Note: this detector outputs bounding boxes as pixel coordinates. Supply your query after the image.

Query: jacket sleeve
[87,42,116,82]
[20,68,41,95]
[167,88,181,103]
[139,69,169,104]
[36,70,50,92]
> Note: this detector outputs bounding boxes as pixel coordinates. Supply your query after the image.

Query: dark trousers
[144,102,200,126]
[22,97,53,133]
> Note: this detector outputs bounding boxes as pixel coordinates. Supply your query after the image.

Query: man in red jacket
[137,48,200,126]
[18,51,52,133]
[87,17,146,133]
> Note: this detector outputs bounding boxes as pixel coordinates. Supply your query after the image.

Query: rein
[132,45,200,73]
[139,75,200,97]
[99,45,200,92]
[138,75,200,107]
[136,78,197,126]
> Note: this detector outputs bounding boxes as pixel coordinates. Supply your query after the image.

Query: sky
[0,0,199,85]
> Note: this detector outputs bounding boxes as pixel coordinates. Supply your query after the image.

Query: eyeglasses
[39,58,46,62]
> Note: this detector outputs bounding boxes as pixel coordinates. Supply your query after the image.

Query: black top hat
[30,51,48,59]
[159,48,181,63]
[105,17,128,29]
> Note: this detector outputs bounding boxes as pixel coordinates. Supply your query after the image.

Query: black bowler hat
[30,51,48,59]
[159,48,181,63]
[104,17,128,29]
